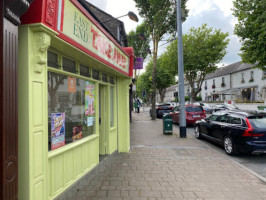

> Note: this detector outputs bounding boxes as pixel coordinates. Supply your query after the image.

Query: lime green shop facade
[18,0,134,199]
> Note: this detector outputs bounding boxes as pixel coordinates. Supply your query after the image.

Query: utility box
[163,114,173,135]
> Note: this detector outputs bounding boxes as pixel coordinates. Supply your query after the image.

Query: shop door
[99,85,108,156]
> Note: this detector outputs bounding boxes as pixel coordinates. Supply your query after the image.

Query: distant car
[193,102,213,113]
[169,105,206,125]
[213,103,238,113]
[194,110,266,155]
[150,103,173,118]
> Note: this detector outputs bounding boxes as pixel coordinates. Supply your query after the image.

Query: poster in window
[85,81,95,116]
[51,113,65,150]
[72,125,82,141]
[68,77,76,93]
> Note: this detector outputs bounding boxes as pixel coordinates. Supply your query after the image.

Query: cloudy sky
[88,0,242,67]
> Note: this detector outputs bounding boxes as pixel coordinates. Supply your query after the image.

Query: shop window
[63,57,76,73]
[48,51,59,68]
[48,71,96,151]
[92,69,100,80]
[109,76,115,84]
[80,64,91,77]
[102,73,108,82]
[110,86,114,127]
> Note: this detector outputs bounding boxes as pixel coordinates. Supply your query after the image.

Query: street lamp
[101,11,139,23]
[177,0,186,138]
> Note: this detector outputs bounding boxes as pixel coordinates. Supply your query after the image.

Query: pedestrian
[136,96,140,113]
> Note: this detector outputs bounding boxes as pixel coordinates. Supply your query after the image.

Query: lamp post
[101,11,139,23]
[177,0,186,138]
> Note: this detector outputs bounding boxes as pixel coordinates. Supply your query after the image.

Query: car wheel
[224,136,235,156]
[194,125,202,139]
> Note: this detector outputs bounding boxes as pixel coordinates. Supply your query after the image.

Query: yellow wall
[18,24,130,200]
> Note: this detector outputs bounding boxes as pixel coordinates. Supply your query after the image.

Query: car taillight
[243,118,264,137]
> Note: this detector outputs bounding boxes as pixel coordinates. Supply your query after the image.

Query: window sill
[48,134,99,159]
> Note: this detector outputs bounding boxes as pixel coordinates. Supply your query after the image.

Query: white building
[201,62,266,102]
[162,62,266,103]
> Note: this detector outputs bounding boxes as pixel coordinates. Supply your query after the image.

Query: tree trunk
[159,89,166,103]
[151,39,158,120]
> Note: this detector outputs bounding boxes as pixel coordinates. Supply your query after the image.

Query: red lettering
[107,44,112,59]
[91,27,99,50]
[112,49,117,61]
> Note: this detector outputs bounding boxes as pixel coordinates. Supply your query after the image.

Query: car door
[200,114,219,137]
[170,106,179,123]
[211,114,230,143]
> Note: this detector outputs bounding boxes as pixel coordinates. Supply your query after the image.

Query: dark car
[169,105,206,125]
[212,103,238,113]
[194,110,266,155]
[150,103,173,118]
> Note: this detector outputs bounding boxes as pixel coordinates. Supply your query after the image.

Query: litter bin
[163,114,173,135]
[257,105,266,111]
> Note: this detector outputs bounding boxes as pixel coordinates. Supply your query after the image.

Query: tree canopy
[127,23,150,61]
[162,24,229,102]
[233,0,266,69]
[136,57,175,103]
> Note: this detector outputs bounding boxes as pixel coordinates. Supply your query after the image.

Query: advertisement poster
[85,81,95,117]
[72,125,83,142]
[68,77,76,93]
[51,113,65,150]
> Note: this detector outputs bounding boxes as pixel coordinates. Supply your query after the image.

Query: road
[182,124,266,180]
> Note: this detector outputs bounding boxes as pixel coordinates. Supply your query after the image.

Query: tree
[134,0,188,119]
[127,23,150,61]
[136,58,175,103]
[233,0,266,69]
[163,24,229,102]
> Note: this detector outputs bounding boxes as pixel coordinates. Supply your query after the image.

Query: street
[175,123,266,181]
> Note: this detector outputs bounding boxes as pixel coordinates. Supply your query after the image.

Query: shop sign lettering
[61,1,129,74]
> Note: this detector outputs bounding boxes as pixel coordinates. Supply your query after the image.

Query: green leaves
[233,0,266,69]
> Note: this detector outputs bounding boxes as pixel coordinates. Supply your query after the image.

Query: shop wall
[117,77,130,152]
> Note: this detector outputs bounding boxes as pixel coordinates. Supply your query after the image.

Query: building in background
[202,62,266,102]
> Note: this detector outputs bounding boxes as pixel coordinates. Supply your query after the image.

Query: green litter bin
[257,105,266,111]
[163,114,173,135]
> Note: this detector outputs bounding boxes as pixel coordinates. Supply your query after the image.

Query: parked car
[149,103,173,118]
[194,110,266,155]
[169,105,206,125]
[193,102,213,113]
[212,103,238,113]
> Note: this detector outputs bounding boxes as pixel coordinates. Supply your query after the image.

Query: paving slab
[71,110,266,200]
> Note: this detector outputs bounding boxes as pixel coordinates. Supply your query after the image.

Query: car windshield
[248,116,266,129]
[186,106,203,112]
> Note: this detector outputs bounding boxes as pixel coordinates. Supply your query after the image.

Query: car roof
[213,109,266,118]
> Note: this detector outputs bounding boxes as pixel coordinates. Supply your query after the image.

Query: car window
[174,106,179,111]
[248,116,266,129]
[216,114,229,123]
[186,106,203,112]
[208,114,219,121]
[229,116,242,125]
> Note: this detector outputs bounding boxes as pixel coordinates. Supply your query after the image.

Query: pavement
[73,109,266,200]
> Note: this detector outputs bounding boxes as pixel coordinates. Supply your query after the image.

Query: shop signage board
[133,57,143,69]
[58,0,130,75]
[51,113,65,150]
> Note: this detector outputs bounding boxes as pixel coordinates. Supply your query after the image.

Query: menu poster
[72,125,83,142]
[85,81,95,118]
[51,113,65,150]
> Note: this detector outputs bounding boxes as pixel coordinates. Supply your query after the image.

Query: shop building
[11,0,134,199]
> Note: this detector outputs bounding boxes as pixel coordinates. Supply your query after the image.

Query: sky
[88,0,242,67]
